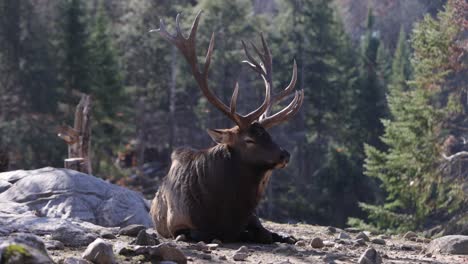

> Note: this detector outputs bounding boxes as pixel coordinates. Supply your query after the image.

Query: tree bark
[58,94,92,174]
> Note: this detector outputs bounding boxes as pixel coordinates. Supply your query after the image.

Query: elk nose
[280,149,290,163]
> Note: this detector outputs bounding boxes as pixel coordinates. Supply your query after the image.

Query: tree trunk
[58,94,92,174]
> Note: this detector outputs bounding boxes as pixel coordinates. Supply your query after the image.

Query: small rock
[135,243,186,263]
[233,252,248,261]
[62,257,93,264]
[175,234,187,242]
[118,224,146,237]
[403,231,417,239]
[133,229,159,246]
[193,241,208,251]
[207,243,219,250]
[311,237,324,248]
[356,232,370,242]
[45,240,65,250]
[345,227,361,233]
[202,254,212,260]
[116,246,135,256]
[371,238,386,245]
[51,226,97,247]
[326,226,337,233]
[378,234,390,239]
[219,255,227,260]
[354,238,367,246]
[427,235,468,255]
[100,230,117,239]
[82,238,115,264]
[401,244,421,251]
[236,245,249,253]
[338,232,351,240]
[295,240,306,247]
[358,247,382,264]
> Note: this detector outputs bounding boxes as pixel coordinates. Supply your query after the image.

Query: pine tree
[87,3,127,174]
[351,1,465,232]
[57,0,91,97]
[354,8,387,150]
[265,0,373,226]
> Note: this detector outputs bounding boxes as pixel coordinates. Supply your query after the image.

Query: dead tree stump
[58,94,92,174]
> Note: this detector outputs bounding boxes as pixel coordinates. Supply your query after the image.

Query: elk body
[150,12,304,243]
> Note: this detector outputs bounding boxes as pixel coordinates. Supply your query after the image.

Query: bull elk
[150,11,304,243]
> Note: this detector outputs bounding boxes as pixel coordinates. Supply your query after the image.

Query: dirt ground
[47,221,468,264]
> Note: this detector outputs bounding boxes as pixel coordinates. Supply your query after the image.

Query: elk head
[152,11,304,170]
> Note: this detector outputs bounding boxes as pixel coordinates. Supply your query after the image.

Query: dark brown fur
[150,123,293,243]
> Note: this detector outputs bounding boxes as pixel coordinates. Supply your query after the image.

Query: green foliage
[3,244,31,261]
[356,1,465,231]
[87,4,129,174]
[56,0,91,95]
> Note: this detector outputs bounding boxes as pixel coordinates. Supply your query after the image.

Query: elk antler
[242,33,304,129]
[151,11,271,130]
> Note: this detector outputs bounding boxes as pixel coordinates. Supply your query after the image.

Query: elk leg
[243,214,297,244]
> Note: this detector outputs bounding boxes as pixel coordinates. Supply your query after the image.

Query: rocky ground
[2,221,465,264]
[1,168,467,264]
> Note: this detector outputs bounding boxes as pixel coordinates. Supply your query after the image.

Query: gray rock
[45,240,65,250]
[427,235,468,255]
[236,245,249,253]
[0,180,12,192]
[0,241,54,264]
[345,227,361,233]
[0,168,151,228]
[311,237,324,248]
[8,232,47,253]
[370,238,386,245]
[356,232,370,242]
[295,240,306,247]
[233,252,248,261]
[202,254,212,260]
[135,243,187,264]
[403,231,417,239]
[118,224,146,237]
[133,229,159,246]
[338,232,351,240]
[192,241,208,251]
[82,238,115,264]
[354,238,367,246]
[358,247,382,264]
[100,230,117,239]
[62,257,93,264]
[326,226,337,233]
[51,225,98,247]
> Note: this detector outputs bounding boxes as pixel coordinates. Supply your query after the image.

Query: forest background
[0,0,466,234]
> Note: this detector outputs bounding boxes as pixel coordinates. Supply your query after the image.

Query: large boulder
[0,167,152,228]
[427,235,468,255]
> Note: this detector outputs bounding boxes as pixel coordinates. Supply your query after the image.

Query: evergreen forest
[0,0,466,234]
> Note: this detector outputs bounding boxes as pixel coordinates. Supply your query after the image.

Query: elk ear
[206,129,232,144]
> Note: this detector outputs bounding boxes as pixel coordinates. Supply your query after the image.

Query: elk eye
[245,138,256,144]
